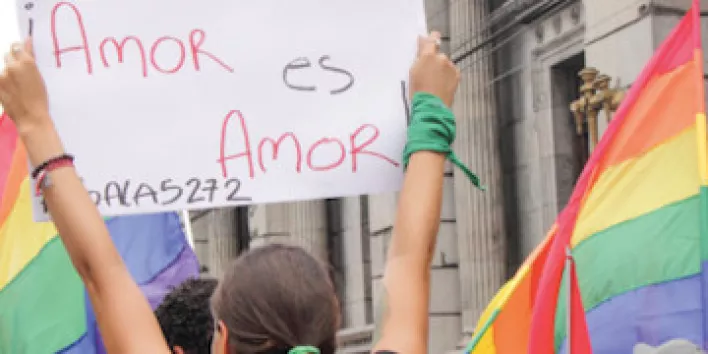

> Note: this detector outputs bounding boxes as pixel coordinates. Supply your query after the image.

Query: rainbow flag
[0,114,200,353]
[468,1,706,353]
[464,226,555,353]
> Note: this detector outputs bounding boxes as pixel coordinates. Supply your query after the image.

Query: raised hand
[0,39,51,134]
[408,31,460,108]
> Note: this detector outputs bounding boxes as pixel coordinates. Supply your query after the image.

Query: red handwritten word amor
[50,2,234,77]
[217,110,400,178]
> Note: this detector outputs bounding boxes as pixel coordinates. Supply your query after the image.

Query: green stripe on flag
[464,308,500,353]
[0,237,86,353]
[553,194,702,350]
[699,186,708,261]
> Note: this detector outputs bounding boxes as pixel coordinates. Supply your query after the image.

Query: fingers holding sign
[3,43,20,67]
[409,31,459,108]
[0,38,51,133]
[416,31,441,57]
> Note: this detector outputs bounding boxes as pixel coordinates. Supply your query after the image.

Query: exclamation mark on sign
[25,2,34,36]
[401,81,411,126]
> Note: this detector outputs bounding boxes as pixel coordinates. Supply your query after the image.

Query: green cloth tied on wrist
[402,92,485,191]
[288,346,320,354]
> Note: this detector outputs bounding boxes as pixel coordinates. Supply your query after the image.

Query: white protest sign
[14,0,29,38]
[27,0,426,220]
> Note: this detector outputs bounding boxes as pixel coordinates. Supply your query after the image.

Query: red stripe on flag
[0,114,18,203]
[569,254,592,354]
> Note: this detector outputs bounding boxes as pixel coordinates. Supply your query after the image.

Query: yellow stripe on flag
[0,178,57,289]
[572,126,700,246]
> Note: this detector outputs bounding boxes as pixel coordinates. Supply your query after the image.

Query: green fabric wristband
[288,346,320,354]
[402,92,484,190]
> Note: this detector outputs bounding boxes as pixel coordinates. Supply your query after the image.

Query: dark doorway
[550,52,586,209]
[235,206,250,254]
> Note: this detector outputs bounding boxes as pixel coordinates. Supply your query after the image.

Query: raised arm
[0,40,169,354]
[372,32,461,353]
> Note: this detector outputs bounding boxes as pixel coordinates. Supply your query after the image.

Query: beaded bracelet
[31,153,74,179]
[34,156,75,196]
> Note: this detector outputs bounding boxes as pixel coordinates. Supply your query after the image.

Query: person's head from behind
[211,244,339,354]
[155,277,219,354]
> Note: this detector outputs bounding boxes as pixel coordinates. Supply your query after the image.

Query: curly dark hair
[155,278,218,354]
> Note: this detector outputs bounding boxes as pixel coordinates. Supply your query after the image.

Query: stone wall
[338,196,373,329]
[449,0,507,337]
[190,208,240,278]
[248,201,328,261]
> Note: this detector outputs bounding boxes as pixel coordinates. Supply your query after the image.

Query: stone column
[336,196,376,353]
[449,0,507,336]
[368,192,397,324]
[190,208,240,279]
[339,196,373,328]
[248,201,328,261]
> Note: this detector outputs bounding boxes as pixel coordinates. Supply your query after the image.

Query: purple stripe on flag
[558,267,706,354]
[59,212,199,353]
[141,244,201,309]
[104,213,189,283]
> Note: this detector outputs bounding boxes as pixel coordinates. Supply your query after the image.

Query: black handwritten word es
[282,55,354,95]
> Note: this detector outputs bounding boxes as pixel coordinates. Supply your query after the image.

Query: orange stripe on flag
[476,226,556,353]
[493,274,532,354]
[602,60,700,167]
[0,144,28,227]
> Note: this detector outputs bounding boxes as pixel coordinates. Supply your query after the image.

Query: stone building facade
[190,0,708,352]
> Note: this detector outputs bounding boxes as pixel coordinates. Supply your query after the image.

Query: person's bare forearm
[389,151,445,263]
[20,121,124,283]
[373,151,445,353]
[21,121,170,353]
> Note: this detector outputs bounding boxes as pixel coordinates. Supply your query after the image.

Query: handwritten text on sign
[28,0,425,219]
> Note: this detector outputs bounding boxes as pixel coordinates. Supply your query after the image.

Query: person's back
[155,278,218,354]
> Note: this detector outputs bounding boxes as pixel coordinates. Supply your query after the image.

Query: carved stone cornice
[532,24,585,58]
[530,2,585,113]
[531,2,585,58]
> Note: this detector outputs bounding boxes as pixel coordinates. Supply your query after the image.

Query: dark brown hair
[211,244,339,354]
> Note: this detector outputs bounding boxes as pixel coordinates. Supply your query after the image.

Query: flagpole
[181,210,195,250]
[566,246,572,354]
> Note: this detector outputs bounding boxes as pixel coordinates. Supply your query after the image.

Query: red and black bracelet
[33,154,75,196]
[31,154,74,179]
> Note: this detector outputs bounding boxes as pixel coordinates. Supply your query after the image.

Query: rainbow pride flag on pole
[0,114,200,353]
[467,1,706,353]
